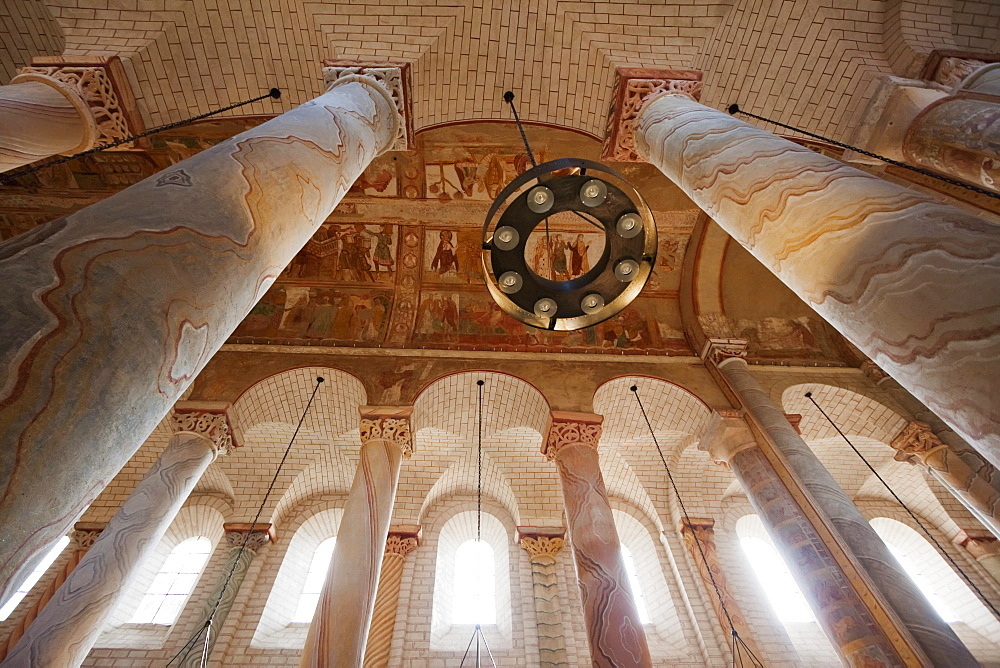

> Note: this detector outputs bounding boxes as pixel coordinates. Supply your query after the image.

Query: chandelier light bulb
[580,179,608,207]
[617,212,641,238]
[534,297,558,317]
[614,258,640,282]
[526,185,554,213]
[581,293,605,314]
[494,226,520,250]
[498,271,523,293]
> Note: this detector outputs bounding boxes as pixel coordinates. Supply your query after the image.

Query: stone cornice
[542,411,603,461]
[172,401,241,454]
[359,406,413,456]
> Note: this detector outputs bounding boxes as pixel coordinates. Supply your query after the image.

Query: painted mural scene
[2,2,1000,668]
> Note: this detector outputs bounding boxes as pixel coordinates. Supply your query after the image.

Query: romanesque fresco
[699,313,841,363]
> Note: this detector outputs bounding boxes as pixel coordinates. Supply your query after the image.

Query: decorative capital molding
[542,411,603,461]
[889,420,945,465]
[223,522,274,552]
[385,535,419,558]
[785,414,803,434]
[602,67,702,162]
[520,535,566,561]
[920,50,1000,88]
[14,56,141,149]
[700,338,749,366]
[860,359,890,384]
[953,529,1000,560]
[71,522,105,550]
[359,406,413,456]
[172,401,241,454]
[679,517,716,534]
[700,411,756,465]
[322,61,412,152]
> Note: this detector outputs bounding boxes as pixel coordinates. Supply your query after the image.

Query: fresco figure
[431,231,460,275]
[305,295,336,339]
[551,234,568,280]
[570,234,591,277]
[532,238,552,278]
[371,224,395,273]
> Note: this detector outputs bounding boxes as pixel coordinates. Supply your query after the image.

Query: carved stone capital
[323,61,412,152]
[542,411,603,461]
[679,517,716,534]
[603,67,702,162]
[785,414,803,434]
[860,359,890,384]
[14,57,140,149]
[954,529,1000,560]
[71,523,105,550]
[359,406,413,456]
[223,523,274,552]
[520,535,566,561]
[172,401,241,455]
[700,412,756,465]
[920,50,1000,87]
[385,535,419,558]
[700,338,748,366]
[890,420,946,465]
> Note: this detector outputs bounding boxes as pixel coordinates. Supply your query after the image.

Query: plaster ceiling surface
[7,0,994,144]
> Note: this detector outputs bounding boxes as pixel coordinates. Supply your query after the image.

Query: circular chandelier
[481,157,657,331]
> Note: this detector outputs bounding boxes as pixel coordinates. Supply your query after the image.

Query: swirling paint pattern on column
[0,78,94,173]
[1,431,218,667]
[636,94,1000,470]
[0,78,396,607]
[544,414,652,668]
[521,536,570,667]
[363,535,417,668]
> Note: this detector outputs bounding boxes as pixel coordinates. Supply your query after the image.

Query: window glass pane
[740,536,815,623]
[0,536,71,622]
[452,539,496,624]
[291,537,337,623]
[129,536,212,625]
[621,545,651,624]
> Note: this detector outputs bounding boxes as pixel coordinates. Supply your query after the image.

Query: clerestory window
[292,537,337,623]
[452,539,497,625]
[130,536,212,625]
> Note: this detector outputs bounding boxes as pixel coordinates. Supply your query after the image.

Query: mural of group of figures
[283,224,397,284]
[235,285,392,342]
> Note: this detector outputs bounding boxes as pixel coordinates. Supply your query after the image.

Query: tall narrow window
[130,536,212,624]
[0,535,70,621]
[452,539,496,624]
[621,545,651,624]
[292,537,337,623]
[740,535,815,622]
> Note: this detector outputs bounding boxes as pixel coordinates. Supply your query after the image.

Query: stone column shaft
[711,351,974,666]
[0,71,399,607]
[903,94,1000,193]
[519,530,570,667]
[362,529,419,668]
[677,518,763,664]
[300,408,412,668]
[543,412,652,668]
[636,93,1000,467]
[1,428,220,667]
[177,524,273,667]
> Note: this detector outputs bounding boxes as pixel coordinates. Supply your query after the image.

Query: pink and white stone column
[300,408,412,668]
[0,68,402,608]
[636,92,1000,469]
[543,412,652,668]
[0,405,234,667]
[362,527,420,668]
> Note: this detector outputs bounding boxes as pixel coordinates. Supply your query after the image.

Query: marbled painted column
[300,408,411,668]
[177,523,273,667]
[636,93,1000,467]
[0,525,101,661]
[702,412,907,666]
[904,94,1000,193]
[543,412,652,668]
[677,518,763,663]
[362,528,419,668]
[519,529,570,668]
[705,342,975,666]
[0,407,230,667]
[0,68,401,608]
[960,63,1000,98]
[862,360,1000,539]
[954,529,1000,585]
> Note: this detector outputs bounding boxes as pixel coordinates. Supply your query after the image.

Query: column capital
[322,61,412,152]
[542,411,603,461]
[172,401,242,454]
[518,526,567,561]
[889,420,946,465]
[678,517,716,533]
[785,414,803,434]
[602,67,702,162]
[920,50,1000,87]
[359,406,413,456]
[953,528,1000,559]
[700,337,748,366]
[223,522,274,552]
[699,411,756,465]
[13,56,141,150]
[861,359,891,384]
[70,522,104,550]
[385,524,421,558]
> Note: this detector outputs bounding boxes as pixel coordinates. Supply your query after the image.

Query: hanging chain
[805,392,1000,620]
[503,91,537,169]
[727,103,1000,201]
[0,88,281,187]
[631,386,763,668]
[166,375,323,667]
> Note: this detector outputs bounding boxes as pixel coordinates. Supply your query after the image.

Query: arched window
[452,539,496,624]
[130,536,212,624]
[0,535,70,621]
[292,537,336,623]
[620,545,651,624]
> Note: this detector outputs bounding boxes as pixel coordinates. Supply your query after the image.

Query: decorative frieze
[323,61,412,152]
[542,411,603,461]
[603,67,702,162]
[700,338,749,366]
[359,407,413,457]
[889,420,946,464]
[171,401,241,455]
